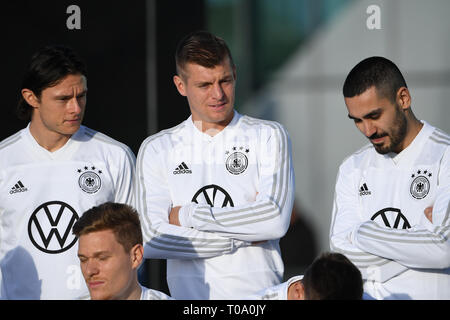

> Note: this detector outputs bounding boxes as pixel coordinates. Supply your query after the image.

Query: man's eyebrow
[348,108,382,120]
[221,74,233,80]
[195,80,211,86]
[53,89,88,100]
[78,250,111,258]
[54,94,73,100]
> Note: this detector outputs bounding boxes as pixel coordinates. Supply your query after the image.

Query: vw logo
[28,201,79,254]
[370,207,411,229]
[192,184,234,208]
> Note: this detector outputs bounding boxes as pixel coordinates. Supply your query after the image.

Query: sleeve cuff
[348,221,365,245]
[231,239,251,252]
[415,211,435,232]
[178,203,198,228]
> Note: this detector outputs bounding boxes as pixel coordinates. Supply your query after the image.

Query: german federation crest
[225,146,249,175]
[77,165,103,194]
[410,169,431,199]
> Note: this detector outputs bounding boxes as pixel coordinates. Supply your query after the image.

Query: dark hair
[72,202,142,252]
[17,44,87,121]
[175,30,235,77]
[342,56,407,103]
[302,252,363,300]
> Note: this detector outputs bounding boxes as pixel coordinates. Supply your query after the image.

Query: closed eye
[367,113,380,120]
[196,82,211,88]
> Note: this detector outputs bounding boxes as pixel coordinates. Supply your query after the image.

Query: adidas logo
[173,162,192,175]
[9,180,28,194]
[359,183,371,196]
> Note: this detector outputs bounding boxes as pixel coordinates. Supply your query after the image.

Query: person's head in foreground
[289,252,363,300]
[73,202,144,300]
[343,56,422,155]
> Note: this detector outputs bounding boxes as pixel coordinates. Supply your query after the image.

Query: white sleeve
[113,145,136,207]
[329,164,409,283]
[0,267,3,299]
[179,123,294,242]
[352,152,450,269]
[245,281,287,300]
[136,139,248,260]
[245,275,303,300]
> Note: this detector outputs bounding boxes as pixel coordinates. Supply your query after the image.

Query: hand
[424,206,433,223]
[169,206,181,226]
[251,240,267,245]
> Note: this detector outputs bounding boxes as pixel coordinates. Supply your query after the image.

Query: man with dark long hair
[0,45,135,299]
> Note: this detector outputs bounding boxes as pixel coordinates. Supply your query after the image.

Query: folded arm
[329,166,409,282]
[175,123,295,242]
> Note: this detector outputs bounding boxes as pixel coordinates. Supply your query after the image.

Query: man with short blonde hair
[73,202,172,300]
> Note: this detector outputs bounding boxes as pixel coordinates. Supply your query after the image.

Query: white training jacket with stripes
[79,285,173,300]
[246,275,303,300]
[140,285,173,300]
[136,110,295,299]
[0,124,135,300]
[330,121,450,300]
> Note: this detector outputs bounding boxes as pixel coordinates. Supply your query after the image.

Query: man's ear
[21,88,40,109]
[130,244,144,269]
[396,86,411,111]
[173,75,187,97]
[287,280,305,300]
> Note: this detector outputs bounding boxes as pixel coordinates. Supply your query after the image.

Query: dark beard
[373,107,407,154]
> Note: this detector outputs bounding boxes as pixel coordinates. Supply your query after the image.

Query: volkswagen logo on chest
[28,201,79,254]
[192,185,234,208]
[370,207,411,229]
